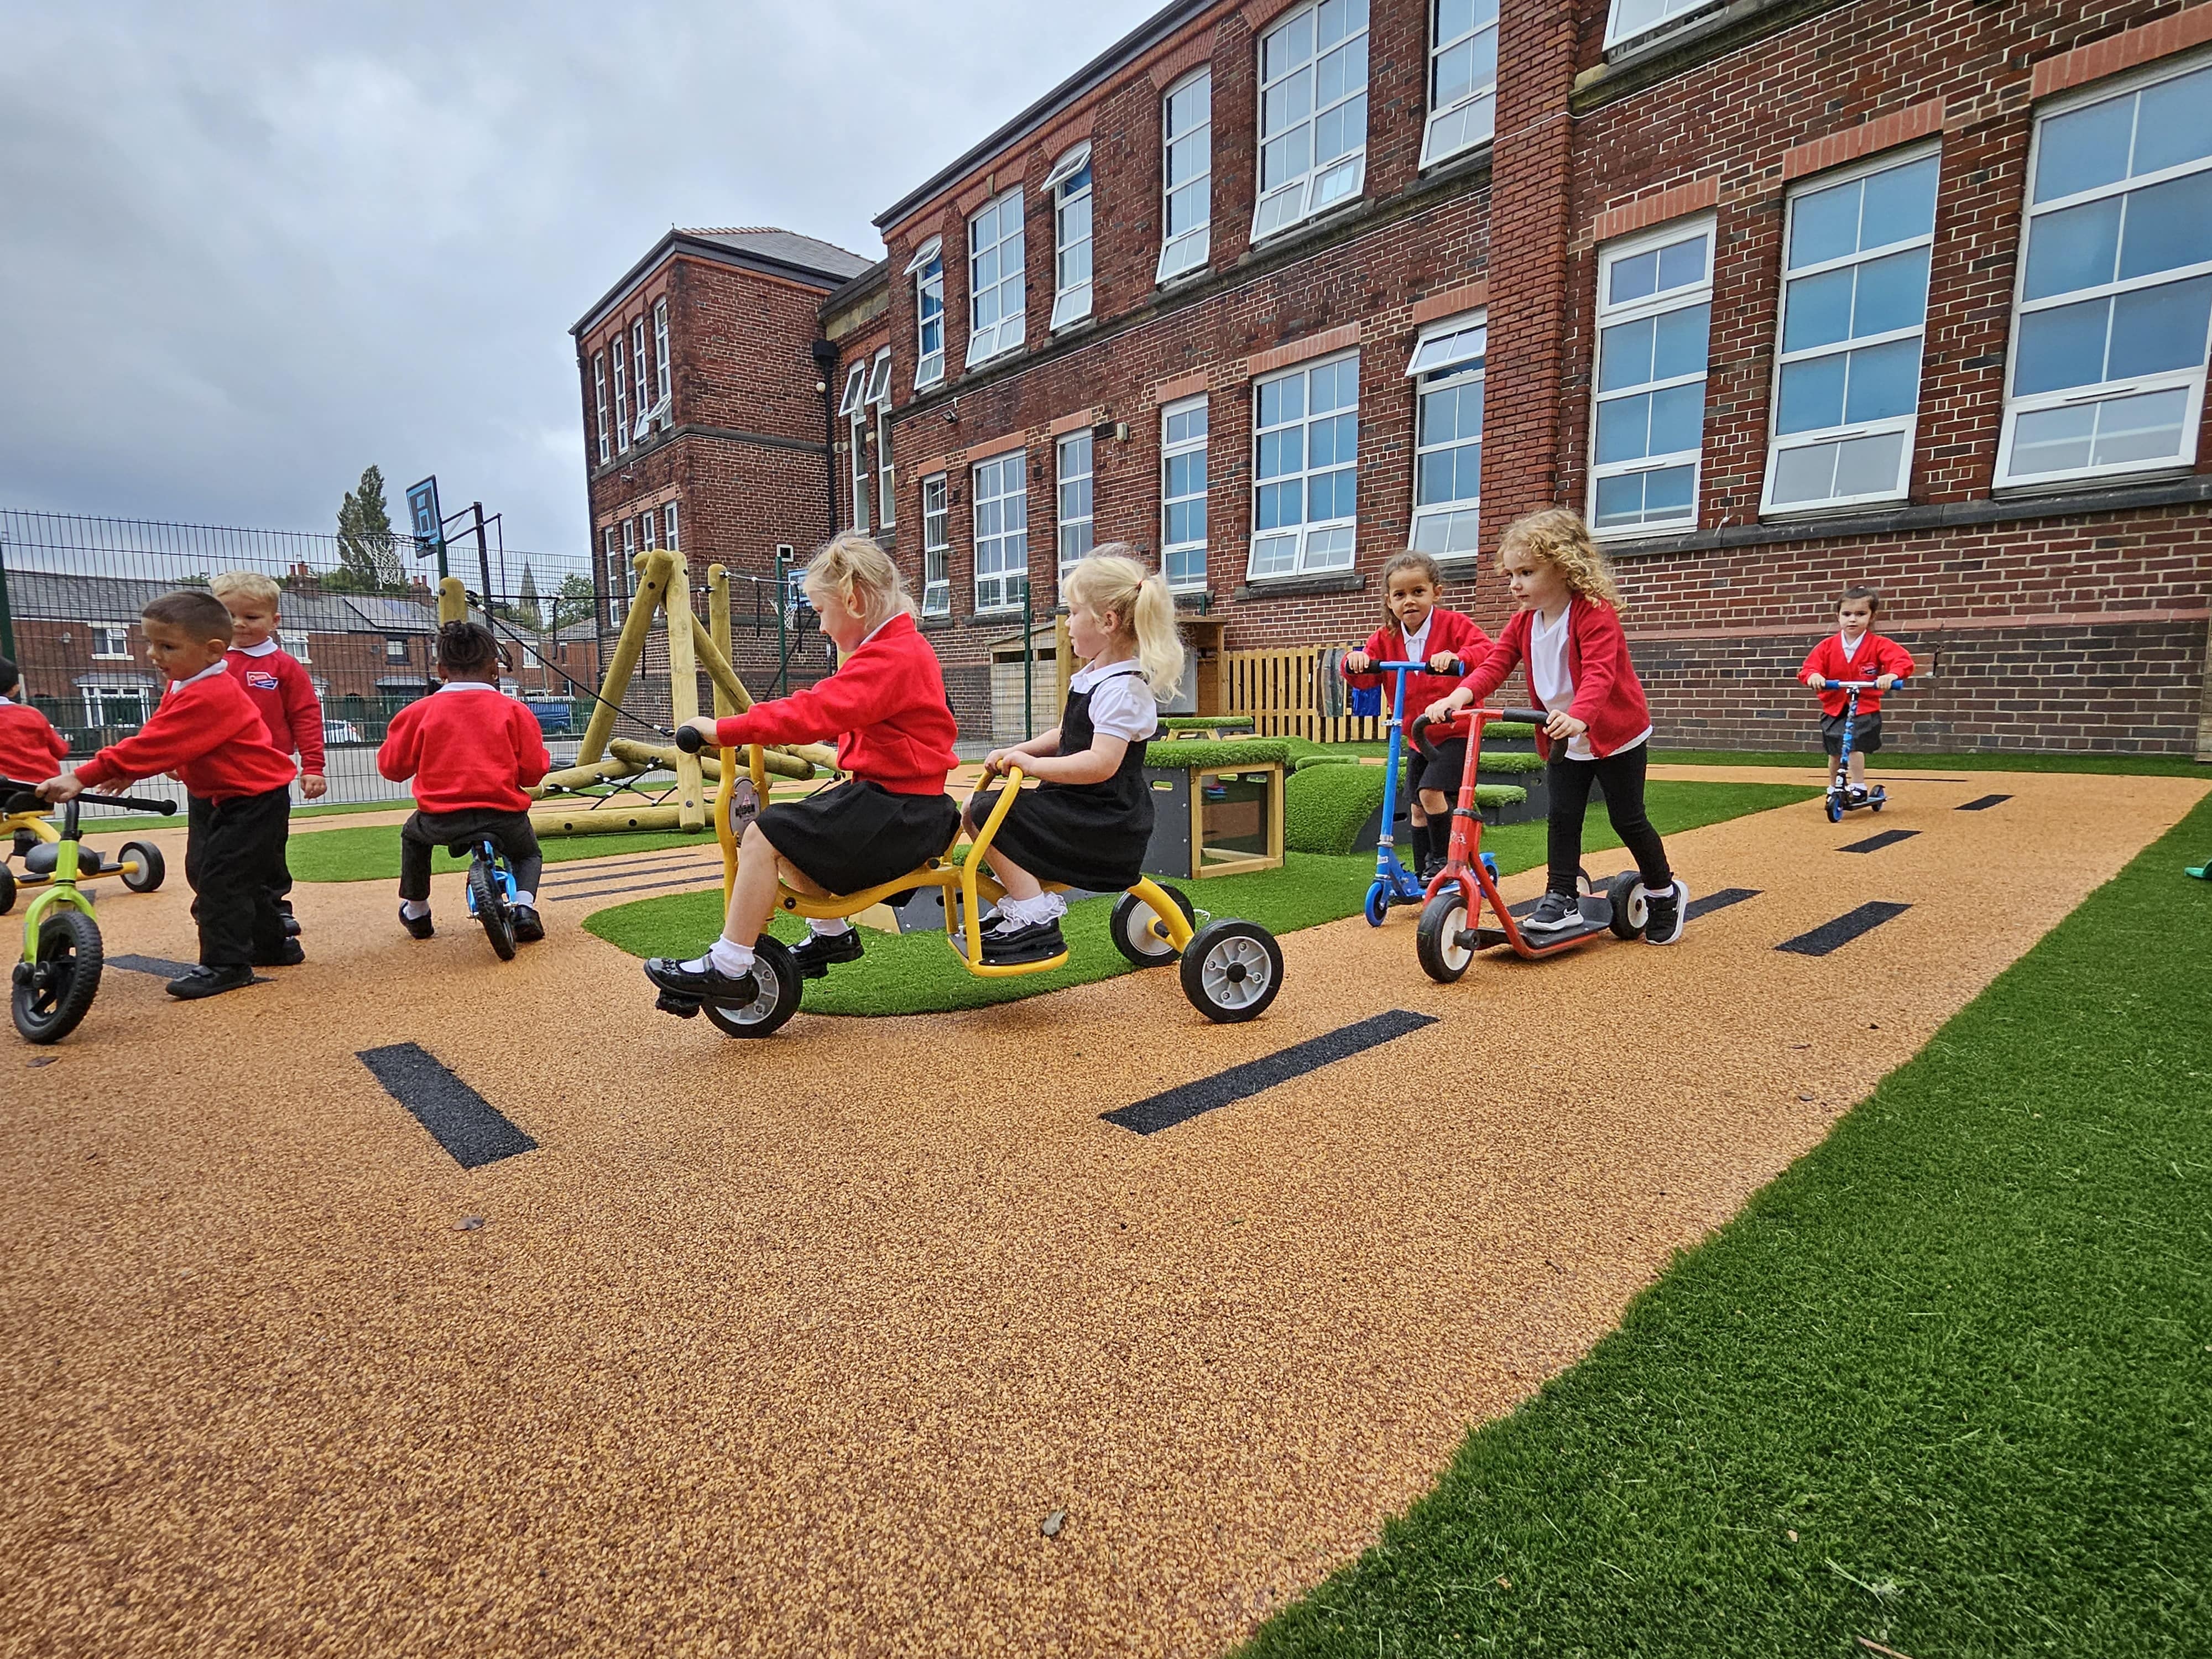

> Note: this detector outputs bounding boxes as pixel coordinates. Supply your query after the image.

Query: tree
[515,562,542,627]
[336,465,404,590]
[552,573,597,629]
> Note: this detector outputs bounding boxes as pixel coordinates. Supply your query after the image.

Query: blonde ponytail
[805,531,916,628]
[1063,545,1185,701]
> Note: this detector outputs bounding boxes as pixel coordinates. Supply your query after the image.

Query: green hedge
[1292,753,1361,773]
[1157,714,1256,733]
[1286,760,1528,855]
[1478,748,1545,775]
[1484,721,1538,741]
[1140,737,1293,770]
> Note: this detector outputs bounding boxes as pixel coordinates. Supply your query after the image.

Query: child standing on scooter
[376,622,551,944]
[647,534,960,1005]
[1799,586,1913,804]
[1433,508,1686,945]
[1340,552,1494,882]
[964,548,1182,964]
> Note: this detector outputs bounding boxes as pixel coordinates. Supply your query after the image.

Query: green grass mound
[1159,714,1257,734]
[1286,761,1527,855]
[1141,738,1294,770]
[1241,794,2212,1658]
[290,824,713,883]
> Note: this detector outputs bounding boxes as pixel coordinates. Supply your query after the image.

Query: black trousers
[185,787,293,967]
[1546,743,1673,897]
[399,807,544,903]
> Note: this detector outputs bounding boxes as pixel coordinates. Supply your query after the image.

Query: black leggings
[1546,743,1672,897]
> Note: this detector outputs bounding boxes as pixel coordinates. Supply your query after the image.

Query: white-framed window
[1161,395,1209,591]
[1046,144,1094,330]
[632,319,649,421]
[907,238,946,389]
[280,629,310,662]
[612,337,630,455]
[1999,54,2212,488]
[1160,70,1213,284]
[384,636,408,662]
[639,509,657,552]
[603,526,623,622]
[1605,0,1722,51]
[849,410,870,533]
[864,346,893,408]
[877,409,897,529]
[1423,0,1498,168]
[837,362,868,420]
[663,501,679,550]
[81,685,150,729]
[920,473,951,615]
[1056,431,1094,573]
[1407,312,1486,555]
[967,187,1027,367]
[1589,217,1714,538]
[1249,351,1359,578]
[592,352,609,464]
[653,299,671,408]
[620,518,636,617]
[972,451,1029,611]
[1252,0,1370,243]
[90,624,131,660]
[1764,148,1940,514]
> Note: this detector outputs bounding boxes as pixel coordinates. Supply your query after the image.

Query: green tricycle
[4,780,175,1044]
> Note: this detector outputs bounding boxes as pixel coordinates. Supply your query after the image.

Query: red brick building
[580,0,2212,755]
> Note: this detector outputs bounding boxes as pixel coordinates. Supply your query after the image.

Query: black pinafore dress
[967,668,1155,891]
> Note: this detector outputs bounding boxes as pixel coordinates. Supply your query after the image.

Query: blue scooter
[1360,659,1495,926]
[1819,677,1907,823]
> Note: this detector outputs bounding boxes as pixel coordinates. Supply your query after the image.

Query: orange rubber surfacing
[1,770,2203,1657]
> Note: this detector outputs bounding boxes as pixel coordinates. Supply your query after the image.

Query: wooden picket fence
[1224,646,1387,744]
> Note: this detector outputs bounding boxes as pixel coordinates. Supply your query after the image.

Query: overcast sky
[0,0,1159,561]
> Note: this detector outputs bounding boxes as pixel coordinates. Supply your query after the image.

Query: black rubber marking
[357,1042,537,1169]
[540,855,718,889]
[108,954,197,978]
[1686,887,1760,920]
[1776,901,1912,957]
[1840,829,1920,853]
[550,872,726,904]
[1103,1009,1438,1136]
[1957,793,2012,812]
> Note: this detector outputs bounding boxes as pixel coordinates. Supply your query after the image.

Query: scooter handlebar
[2,787,174,816]
[1498,708,1548,726]
[675,724,707,753]
[1818,677,1910,690]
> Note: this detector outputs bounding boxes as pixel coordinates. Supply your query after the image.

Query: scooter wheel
[1576,868,1596,897]
[468,859,517,961]
[1416,890,1473,984]
[1363,882,1390,927]
[0,862,13,917]
[119,841,165,893]
[1110,886,1196,967]
[1180,919,1282,1024]
[1869,793,1884,813]
[12,910,103,1045]
[1606,870,1647,941]
[703,936,803,1038]
[1825,796,1845,824]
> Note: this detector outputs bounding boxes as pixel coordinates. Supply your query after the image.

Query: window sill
[963,342,1026,375]
[1156,263,1212,295]
[1052,315,1097,340]
[1759,493,1908,523]
[918,612,955,630]
[1573,0,1849,112]
[1233,571,1365,602]
[1418,138,1493,181]
[1238,196,1373,266]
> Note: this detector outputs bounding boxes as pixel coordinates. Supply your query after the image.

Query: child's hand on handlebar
[1802,670,1827,688]
[1343,650,1372,675]
[683,716,722,746]
[1427,651,1463,675]
[981,748,1015,779]
[1875,673,1898,690]
[1543,710,1588,742]
[35,774,82,804]
[1422,689,1470,724]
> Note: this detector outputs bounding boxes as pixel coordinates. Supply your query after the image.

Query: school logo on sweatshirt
[245,670,280,691]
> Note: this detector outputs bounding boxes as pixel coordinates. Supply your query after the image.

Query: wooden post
[436,576,468,626]
[690,615,754,714]
[660,550,707,831]
[1054,613,1073,717]
[707,565,738,719]
[574,553,672,765]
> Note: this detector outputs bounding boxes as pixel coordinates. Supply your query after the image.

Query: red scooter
[1406,707,1651,984]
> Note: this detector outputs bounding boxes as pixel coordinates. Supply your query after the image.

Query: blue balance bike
[1360,660,1495,926]
[1819,677,1907,823]
[457,836,520,961]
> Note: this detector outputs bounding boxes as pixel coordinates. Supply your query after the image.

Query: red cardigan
[1457,597,1652,760]
[74,669,300,802]
[377,685,551,813]
[226,645,325,774]
[712,612,957,795]
[1801,632,1915,716]
[1340,608,1496,709]
[0,701,68,784]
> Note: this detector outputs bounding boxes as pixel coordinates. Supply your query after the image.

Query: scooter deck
[1467,921,1611,953]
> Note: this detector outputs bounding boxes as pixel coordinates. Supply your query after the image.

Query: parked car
[322,719,364,746]
[522,699,573,736]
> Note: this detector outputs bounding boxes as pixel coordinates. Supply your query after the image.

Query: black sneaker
[166,964,256,1000]
[1848,785,1871,805]
[1522,891,1580,933]
[281,915,302,938]
[1644,882,1688,946]
[789,928,863,979]
[511,906,545,943]
[643,955,758,1004]
[980,917,1066,964]
[399,905,435,941]
[253,939,305,967]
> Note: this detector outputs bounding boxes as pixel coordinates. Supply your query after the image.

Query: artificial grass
[70,795,414,833]
[586,779,1815,1015]
[1655,747,2209,777]
[1144,738,1295,770]
[288,825,713,883]
[1240,792,2212,1658]
[1285,760,1529,855]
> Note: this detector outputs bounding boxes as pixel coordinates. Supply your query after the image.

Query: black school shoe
[399,905,435,941]
[512,906,545,943]
[980,917,1066,965]
[789,928,863,978]
[1523,891,1580,933]
[1644,883,1688,946]
[643,956,758,1004]
[166,964,255,1000]
[253,940,305,968]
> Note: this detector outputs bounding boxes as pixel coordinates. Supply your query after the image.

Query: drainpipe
[810,337,841,545]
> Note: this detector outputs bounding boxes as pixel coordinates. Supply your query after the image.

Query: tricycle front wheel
[13,910,103,1044]
[702,936,804,1038]
[1110,886,1195,967]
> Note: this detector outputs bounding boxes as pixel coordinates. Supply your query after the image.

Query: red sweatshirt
[711,612,957,795]
[1801,632,1915,716]
[1339,608,1496,710]
[1457,597,1653,761]
[0,700,68,784]
[225,643,325,774]
[73,665,299,802]
[377,684,551,813]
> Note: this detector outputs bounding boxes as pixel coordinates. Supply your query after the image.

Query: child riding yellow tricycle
[0,793,166,916]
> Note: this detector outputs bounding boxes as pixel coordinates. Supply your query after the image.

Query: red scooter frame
[1405,706,1648,984]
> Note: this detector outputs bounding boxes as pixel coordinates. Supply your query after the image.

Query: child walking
[213,570,326,938]
[1435,508,1687,945]
[1800,585,1914,801]
[1339,551,1495,881]
[646,534,959,1005]
[376,622,551,943]
[38,591,301,998]
[966,547,1182,964]
[0,654,68,786]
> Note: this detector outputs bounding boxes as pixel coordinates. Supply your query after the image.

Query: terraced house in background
[573,0,2212,754]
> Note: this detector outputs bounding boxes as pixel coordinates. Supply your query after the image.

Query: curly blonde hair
[804,532,915,628]
[1497,508,1626,615]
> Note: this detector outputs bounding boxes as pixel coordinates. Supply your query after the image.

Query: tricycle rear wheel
[12,910,103,1044]
[0,862,13,916]
[119,841,164,892]
[1180,919,1282,1024]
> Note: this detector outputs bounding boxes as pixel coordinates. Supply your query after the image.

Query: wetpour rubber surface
[1,770,2201,1657]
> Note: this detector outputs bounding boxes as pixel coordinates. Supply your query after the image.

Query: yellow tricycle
[0,785,166,917]
[659,729,1285,1038]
